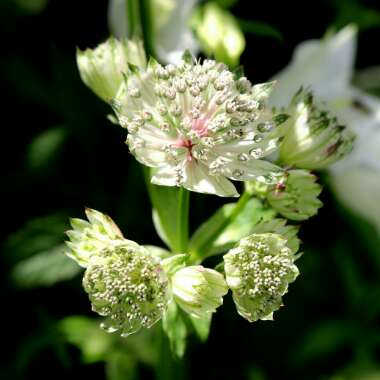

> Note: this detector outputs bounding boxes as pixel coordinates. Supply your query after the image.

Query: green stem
[127,0,142,38]
[189,191,251,263]
[139,0,156,58]
[177,187,190,253]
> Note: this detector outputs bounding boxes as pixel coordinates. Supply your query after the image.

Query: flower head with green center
[83,242,169,336]
[65,208,169,336]
[278,88,355,169]
[223,233,299,322]
[171,265,228,318]
[112,53,285,197]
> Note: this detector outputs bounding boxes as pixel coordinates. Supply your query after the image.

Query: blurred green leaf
[214,0,239,9]
[3,214,69,263]
[105,351,137,380]
[187,313,211,342]
[12,245,81,288]
[237,19,284,41]
[162,302,187,358]
[294,321,359,365]
[59,316,114,363]
[12,0,49,14]
[329,0,380,29]
[27,125,67,170]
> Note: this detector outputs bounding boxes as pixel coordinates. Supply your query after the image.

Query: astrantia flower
[112,54,285,197]
[171,265,228,318]
[224,233,299,322]
[83,242,169,336]
[65,208,169,336]
[278,89,355,169]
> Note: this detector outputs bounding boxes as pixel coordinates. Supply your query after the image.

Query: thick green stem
[189,191,251,264]
[177,187,190,253]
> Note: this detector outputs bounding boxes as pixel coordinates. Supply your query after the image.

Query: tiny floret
[112,54,286,197]
[171,265,228,318]
[223,233,299,322]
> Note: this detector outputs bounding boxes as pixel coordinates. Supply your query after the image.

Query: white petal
[151,165,179,187]
[183,160,239,197]
[269,25,357,108]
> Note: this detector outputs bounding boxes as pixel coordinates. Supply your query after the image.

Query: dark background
[1,0,380,379]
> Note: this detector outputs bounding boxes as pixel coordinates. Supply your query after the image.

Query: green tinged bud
[171,266,228,318]
[193,3,245,67]
[266,170,322,221]
[83,242,169,336]
[224,233,299,322]
[65,208,124,267]
[76,37,147,102]
[279,89,355,169]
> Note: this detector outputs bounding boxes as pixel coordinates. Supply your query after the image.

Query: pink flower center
[191,116,209,137]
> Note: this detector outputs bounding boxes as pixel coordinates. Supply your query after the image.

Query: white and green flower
[66,208,169,336]
[112,54,286,197]
[224,233,299,322]
[170,265,228,318]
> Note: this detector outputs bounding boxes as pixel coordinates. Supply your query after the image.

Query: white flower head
[224,233,299,322]
[112,54,286,197]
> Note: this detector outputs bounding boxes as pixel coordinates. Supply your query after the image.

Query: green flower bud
[224,233,299,322]
[171,265,228,318]
[193,3,245,67]
[266,170,322,221]
[76,37,147,102]
[279,89,355,169]
[83,242,169,337]
[65,208,124,267]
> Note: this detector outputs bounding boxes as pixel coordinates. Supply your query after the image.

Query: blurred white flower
[269,25,380,233]
[108,0,199,64]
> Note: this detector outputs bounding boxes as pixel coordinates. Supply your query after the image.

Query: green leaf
[189,197,276,259]
[188,314,212,342]
[161,302,188,358]
[26,126,67,170]
[237,19,284,42]
[59,316,114,363]
[12,245,81,288]
[105,351,137,380]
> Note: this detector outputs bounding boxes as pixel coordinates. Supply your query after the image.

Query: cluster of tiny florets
[83,244,168,336]
[111,56,284,195]
[224,233,298,321]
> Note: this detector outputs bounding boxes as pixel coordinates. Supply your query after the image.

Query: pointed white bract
[112,55,286,197]
[224,233,299,322]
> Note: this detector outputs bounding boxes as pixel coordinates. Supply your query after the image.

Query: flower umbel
[83,242,169,336]
[224,233,299,322]
[65,208,169,336]
[112,54,285,197]
[171,265,228,318]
